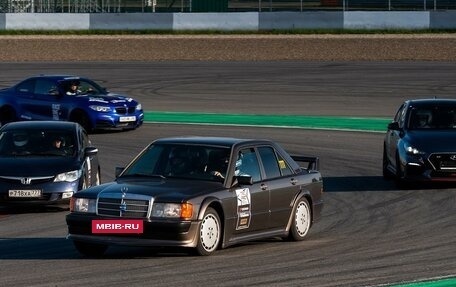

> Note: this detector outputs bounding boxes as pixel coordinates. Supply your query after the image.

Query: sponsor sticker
[235,188,251,230]
[92,219,144,234]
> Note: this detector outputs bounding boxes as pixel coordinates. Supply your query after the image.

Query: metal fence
[0,0,455,13]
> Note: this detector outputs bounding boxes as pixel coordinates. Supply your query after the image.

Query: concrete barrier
[1,11,456,30]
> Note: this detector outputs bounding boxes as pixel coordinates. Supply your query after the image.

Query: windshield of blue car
[120,144,231,182]
[408,106,456,130]
[0,129,76,157]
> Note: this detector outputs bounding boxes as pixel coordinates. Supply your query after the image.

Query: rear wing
[290,155,319,172]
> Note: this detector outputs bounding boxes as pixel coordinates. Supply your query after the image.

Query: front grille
[0,176,54,185]
[115,107,136,115]
[97,194,151,218]
[428,153,456,171]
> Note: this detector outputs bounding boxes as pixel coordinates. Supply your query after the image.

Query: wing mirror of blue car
[388,122,400,130]
[48,89,60,96]
[84,147,98,157]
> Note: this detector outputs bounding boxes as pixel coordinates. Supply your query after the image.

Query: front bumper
[93,112,144,130]
[66,213,201,248]
[402,158,456,182]
[0,181,78,205]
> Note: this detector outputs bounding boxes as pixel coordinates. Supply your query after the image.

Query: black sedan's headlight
[70,197,96,213]
[151,203,193,219]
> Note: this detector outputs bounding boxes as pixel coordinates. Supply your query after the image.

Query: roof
[152,136,273,148]
[1,121,79,131]
[407,98,456,107]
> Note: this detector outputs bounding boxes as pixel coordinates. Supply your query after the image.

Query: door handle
[260,183,268,191]
[290,178,298,185]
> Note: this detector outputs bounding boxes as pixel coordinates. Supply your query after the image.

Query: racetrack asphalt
[0,62,455,287]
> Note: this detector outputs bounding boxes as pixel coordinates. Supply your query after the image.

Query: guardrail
[1,0,455,13]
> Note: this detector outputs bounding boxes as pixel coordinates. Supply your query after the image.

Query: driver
[66,81,81,96]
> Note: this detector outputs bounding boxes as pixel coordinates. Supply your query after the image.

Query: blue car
[0,75,143,132]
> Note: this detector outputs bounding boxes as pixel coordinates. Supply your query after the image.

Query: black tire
[382,146,394,179]
[195,207,221,256]
[0,106,16,127]
[395,154,408,189]
[289,197,311,241]
[71,110,92,132]
[73,241,108,257]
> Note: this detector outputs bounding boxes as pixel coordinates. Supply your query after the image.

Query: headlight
[89,105,112,112]
[136,103,142,111]
[54,170,82,182]
[152,203,193,219]
[70,197,96,213]
[405,145,424,155]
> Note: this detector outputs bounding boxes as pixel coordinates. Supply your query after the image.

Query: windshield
[121,144,231,183]
[408,106,456,130]
[0,129,76,157]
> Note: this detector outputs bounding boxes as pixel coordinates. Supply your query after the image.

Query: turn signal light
[181,203,193,219]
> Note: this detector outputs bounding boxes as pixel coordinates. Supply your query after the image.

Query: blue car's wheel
[70,110,92,132]
[0,106,16,127]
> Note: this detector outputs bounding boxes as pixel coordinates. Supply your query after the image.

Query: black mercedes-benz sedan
[66,136,324,256]
[0,121,100,206]
[383,98,456,184]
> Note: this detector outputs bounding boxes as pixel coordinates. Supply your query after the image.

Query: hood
[87,178,224,202]
[77,93,138,106]
[0,157,80,177]
[405,130,456,153]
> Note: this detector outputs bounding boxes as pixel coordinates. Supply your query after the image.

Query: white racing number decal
[235,188,251,230]
[52,104,60,120]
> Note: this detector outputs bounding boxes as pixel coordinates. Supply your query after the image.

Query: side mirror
[49,89,60,96]
[84,147,98,157]
[387,122,400,131]
[115,167,124,178]
[235,175,253,186]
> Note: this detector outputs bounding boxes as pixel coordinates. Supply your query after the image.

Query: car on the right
[383,98,456,184]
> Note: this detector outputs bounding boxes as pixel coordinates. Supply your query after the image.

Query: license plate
[92,219,144,234]
[119,116,136,122]
[8,190,42,198]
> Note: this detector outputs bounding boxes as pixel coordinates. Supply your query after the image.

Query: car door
[231,147,269,233]
[23,78,68,120]
[257,146,300,230]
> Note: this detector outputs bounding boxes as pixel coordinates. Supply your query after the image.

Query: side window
[235,148,261,182]
[79,80,99,95]
[34,79,57,96]
[258,146,281,179]
[277,153,293,176]
[393,104,404,123]
[15,79,35,94]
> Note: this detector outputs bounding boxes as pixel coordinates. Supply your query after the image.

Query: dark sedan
[66,136,324,256]
[0,75,143,132]
[0,121,100,206]
[383,98,456,184]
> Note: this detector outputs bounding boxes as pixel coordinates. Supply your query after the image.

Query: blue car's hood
[87,178,225,201]
[76,93,138,105]
[0,157,80,177]
[405,130,456,153]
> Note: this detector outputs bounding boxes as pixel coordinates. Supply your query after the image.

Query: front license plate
[92,219,144,234]
[119,116,136,122]
[8,190,42,198]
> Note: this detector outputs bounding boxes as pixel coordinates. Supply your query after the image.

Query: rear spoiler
[290,155,319,171]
